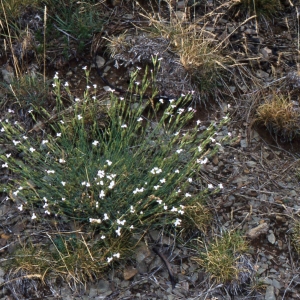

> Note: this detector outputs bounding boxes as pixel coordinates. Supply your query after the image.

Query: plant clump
[0,61,230,287]
[255,94,300,141]
[193,231,254,294]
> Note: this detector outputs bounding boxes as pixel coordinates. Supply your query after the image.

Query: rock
[240,139,248,148]
[135,242,152,263]
[1,67,14,83]
[267,231,276,244]
[98,279,111,294]
[96,56,105,68]
[265,285,276,300]
[123,266,138,280]
[247,223,269,239]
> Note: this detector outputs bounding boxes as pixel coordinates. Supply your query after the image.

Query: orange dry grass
[255,95,300,140]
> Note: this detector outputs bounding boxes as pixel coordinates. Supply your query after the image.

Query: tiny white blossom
[154,185,160,190]
[97,170,105,178]
[178,210,184,215]
[228,132,232,137]
[77,115,83,120]
[82,66,87,70]
[45,210,50,215]
[130,205,135,213]
[64,82,69,87]
[113,253,120,258]
[164,205,168,210]
[137,117,143,122]
[29,147,35,152]
[93,84,97,88]
[99,190,105,198]
[17,204,23,211]
[57,133,61,137]
[86,182,91,187]
[176,149,183,154]
[42,140,48,144]
[92,140,99,146]
[12,140,21,145]
[62,198,66,201]
[159,99,164,104]
[31,213,37,220]
[171,207,178,212]
[86,85,91,89]
[156,199,163,204]
[75,97,80,102]
[108,181,115,189]
[121,124,127,128]
[188,178,192,183]
[0,128,4,132]
[101,235,105,239]
[130,225,134,229]
[218,183,224,189]
[2,163,8,168]
[90,218,101,224]
[106,160,112,166]
[160,178,166,183]
[115,227,122,236]
[103,213,109,220]
[174,169,180,173]
[61,181,66,186]
[59,158,66,163]
[54,72,59,79]
[169,99,175,103]
[185,193,191,197]
[107,257,113,263]
[208,184,214,189]
[174,218,181,226]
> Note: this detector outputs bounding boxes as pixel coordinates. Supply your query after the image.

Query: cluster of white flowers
[89,218,101,224]
[150,167,162,174]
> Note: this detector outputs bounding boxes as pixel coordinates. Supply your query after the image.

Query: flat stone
[123,266,138,280]
[272,279,282,289]
[96,56,105,68]
[265,285,276,300]
[247,223,269,239]
[267,232,276,244]
[98,279,111,294]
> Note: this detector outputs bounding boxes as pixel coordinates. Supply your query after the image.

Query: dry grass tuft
[255,93,300,141]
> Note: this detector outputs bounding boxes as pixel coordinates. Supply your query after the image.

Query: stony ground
[1,0,300,299]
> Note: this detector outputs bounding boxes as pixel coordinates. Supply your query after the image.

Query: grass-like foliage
[194,231,250,285]
[255,93,300,141]
[0,60,230,283]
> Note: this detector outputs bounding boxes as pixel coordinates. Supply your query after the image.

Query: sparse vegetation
[0,0,299,298]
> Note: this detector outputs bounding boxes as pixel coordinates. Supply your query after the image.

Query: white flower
[164,205,168,210]
[54,72,59,79]
[174,169,180,173]
[57,133,61,137]
[174,218,181,227]
[89,218,101,224]
[188,178,192,183]
[117,219,126,225]
[120,97,124,100]
[176,149,183,154]
[2,163,8,168]
[92,140,99,146]
[101,235,105,239]
[113,253,120,258]
[81,181,86,186]
[43,202,48,208]
[174,132,179,136]
[107,257,113,263]
[150,167,162,174]
[156,199,163,204]
[178,108,184,114]
[46,170,55,174]
[59,158,66,163]
[108,181,115,189]
[97,170,105,178]
[171,207,178,212]
[130,205,135,213]
[62,198,66,201]
[160,178,166,183]
[115,227,122,236]
[208,184,213,189]
[0,128,4,132]
[52,83,56,87]
[86,85,91,89]
[23,136,28,140]
[106,160,112,166]
[99,190,105,198]
[103,213,109,220]
[17,204,23,211]
[178,210,184,215]
[77,115,83,120]
[121,124,127,128]
[169,99,175,103]
[93,84,97,88]
[185,193,191,197]
[12,140,20,146]
[228,132,232,137]
[210,137,215,142]
[60,120,64,124]
[133,187,144,194]
[31,213,37,220]
[130,225,134,230]
[135,81,140,85]
[223,116,229,120]
[64,82,69,87]
[42,140,48,144]
[61,181,66,186]
[82,66,87,70]
[8,109,14,113]
[137,117,143,122]
[29,147,35,153]
[154,185,160,190]
[75,97,80,102]
[159,99,164,104]
[198,146,202,152]
[218,183,224,189]
[45,210,50,215]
